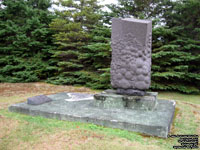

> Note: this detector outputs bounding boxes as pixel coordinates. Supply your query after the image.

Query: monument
[94,18,157,111]
[111,18,152,93]
[9,18,176,138]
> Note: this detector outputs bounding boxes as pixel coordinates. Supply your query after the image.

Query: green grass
[158,91,200,105]
[0,84,199,150]
[0,101,198,150]
[0,109,144,142]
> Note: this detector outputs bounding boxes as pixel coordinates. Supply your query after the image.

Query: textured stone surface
[111,18,152,90]
[94,92,157,111]
[27,95,52,105]
[9,92,175,138]
[116,89,146,96]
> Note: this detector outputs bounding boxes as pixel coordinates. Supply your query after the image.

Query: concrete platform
[9,92,176,138]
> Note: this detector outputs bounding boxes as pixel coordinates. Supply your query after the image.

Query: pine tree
[0,0,56,82]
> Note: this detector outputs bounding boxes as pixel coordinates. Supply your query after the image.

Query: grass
[0,82,200,150]
[158,91,200,105]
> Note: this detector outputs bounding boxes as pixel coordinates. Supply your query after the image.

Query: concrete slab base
[9,92,176,138]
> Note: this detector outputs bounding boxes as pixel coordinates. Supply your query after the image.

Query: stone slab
[111,18,152,90]
[9,92,175,138]
[27,95,52,105]
[47,92,93,101]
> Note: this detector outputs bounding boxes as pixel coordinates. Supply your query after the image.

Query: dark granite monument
[9,18,176,138]
[111,18,151,92]
[94,18,158,111]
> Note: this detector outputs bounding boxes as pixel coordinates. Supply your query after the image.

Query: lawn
[0,83,199,150]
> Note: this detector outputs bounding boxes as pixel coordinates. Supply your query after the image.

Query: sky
[101,0,118,5]
[52,0,118,4]
[51,0,118,12]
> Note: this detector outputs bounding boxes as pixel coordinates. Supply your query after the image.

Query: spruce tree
[104,0,200,93]
[151,0,200,93]
[0,0,56,82]
[103,0,169,25]
[48,0,104,87]
[81,25,111,89]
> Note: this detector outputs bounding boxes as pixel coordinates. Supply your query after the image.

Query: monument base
[94,90,157,111]
[9,92,175,138]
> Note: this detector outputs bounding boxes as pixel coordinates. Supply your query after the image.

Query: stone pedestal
[94,90,157,111]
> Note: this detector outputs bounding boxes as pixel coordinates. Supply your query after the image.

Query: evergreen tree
[0,0,56,82]
[81,25,111,89]
[165,0,200,40]
[151,0,200,93]
[104,0,200,93]
[48,0,107,87]
[103,0,171,25]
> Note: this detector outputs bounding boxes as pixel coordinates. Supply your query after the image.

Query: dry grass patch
[73,137,160,150]
[0,117,54,150]
[0,116,22,150]
[188,103,200,135]
[0,95,33,109]
[0,82,97,97]
[0,116,19,139]
[33,129,160,150]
